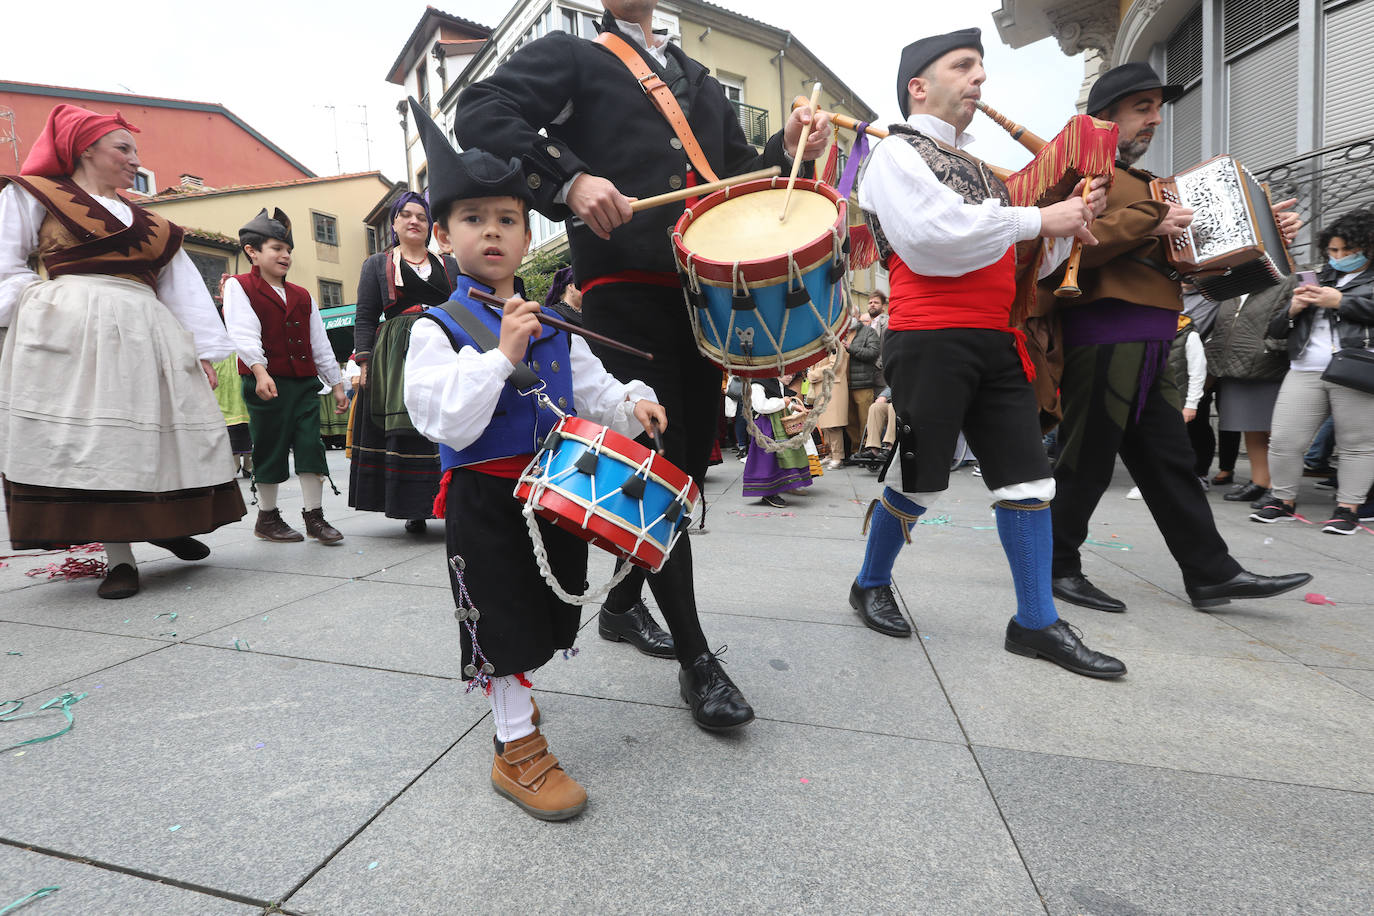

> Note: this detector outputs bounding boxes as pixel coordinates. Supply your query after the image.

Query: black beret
[407,97,533,219]
[239,207,292,248]
[896,28,984,118]
[1086,62,1183,116]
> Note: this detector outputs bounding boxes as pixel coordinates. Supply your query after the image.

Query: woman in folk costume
[347,192,452,532]
[741,375,812,507]
[0,104,246,599]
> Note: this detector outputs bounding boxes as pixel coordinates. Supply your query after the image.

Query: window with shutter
[1322,0,1374,146]
[1226,29,1300,170]
[1224,0,1300,57]
[1172,87,1203,172]
[1165,6,1203,87]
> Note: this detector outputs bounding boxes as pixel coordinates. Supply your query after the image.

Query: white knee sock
[105,542,136,569]
[299,473,323,511]
[257,482,279,511]
[490,674,535,743]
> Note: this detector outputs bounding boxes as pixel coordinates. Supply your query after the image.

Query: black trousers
[1052,342,1241,587]
[582,282,715,663]
[1187,387,1217,478]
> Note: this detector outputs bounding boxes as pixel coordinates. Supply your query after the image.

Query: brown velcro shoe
[254,508,304,542]
[97,563,140,600]
[301,508,343,545]
[490,730,587,821]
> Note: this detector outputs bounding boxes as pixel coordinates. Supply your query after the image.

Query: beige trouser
[865,399,897,449]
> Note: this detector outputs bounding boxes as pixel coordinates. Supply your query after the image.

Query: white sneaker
[826,458,843,470]
[1126,486,1142,500]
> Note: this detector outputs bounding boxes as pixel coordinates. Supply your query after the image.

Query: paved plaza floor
[2,448,1371,914]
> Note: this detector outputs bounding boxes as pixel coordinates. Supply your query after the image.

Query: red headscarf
[20,103,141,177]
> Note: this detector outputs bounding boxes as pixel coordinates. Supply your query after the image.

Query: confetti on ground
[158,632,177,638]
[233,639,250,651]
[1304,593,1336,606]
[168,825,181,832]
[1084,539,1132,550]
[0,886,60,913]
[917,514,951,526]
[798,778,810,784]
[254,742,265,749]
[367,861,379,870]
[154,612,178,621]
[971,525,996,530]
[6,651,20,656]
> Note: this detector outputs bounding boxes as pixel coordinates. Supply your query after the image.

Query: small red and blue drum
[515,416,699,573]
[672,176,850,379]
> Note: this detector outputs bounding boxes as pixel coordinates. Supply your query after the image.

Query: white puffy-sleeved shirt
[404,315,657,455]
[857,113,1071,280]
[0,182,234,360]
[221,276,343,388]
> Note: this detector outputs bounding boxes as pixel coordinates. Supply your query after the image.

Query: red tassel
[432,468,453,520]
[819,142,840,186]
[514,672,532,688]
[848,224,879,270]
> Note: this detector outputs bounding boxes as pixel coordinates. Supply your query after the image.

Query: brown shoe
[301,508,343,544]
[255,508,304,542]
[97,563,140,599]
[490,730,587,821]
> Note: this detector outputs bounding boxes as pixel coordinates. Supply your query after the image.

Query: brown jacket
[1039,163,1177,312]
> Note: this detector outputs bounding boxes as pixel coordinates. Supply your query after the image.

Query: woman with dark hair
[1253,208,1374,534]
[0,104,245,598]
[348,192,454,532]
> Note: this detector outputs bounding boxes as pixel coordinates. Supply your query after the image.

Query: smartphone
[1298,270,1318,286]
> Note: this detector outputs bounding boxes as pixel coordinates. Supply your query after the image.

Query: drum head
[682,188,838,262]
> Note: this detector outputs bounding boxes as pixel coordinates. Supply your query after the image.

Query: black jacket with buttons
[455,14,795,283]
[1266,264,1374,361]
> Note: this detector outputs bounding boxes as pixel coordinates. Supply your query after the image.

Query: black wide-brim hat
[407,97,533,219]
[1086,62,1183,116]
[896,27,984,118]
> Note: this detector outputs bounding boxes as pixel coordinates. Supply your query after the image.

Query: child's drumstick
[468,287,655,361]
[648,417,666,455]
[780,82,822,222]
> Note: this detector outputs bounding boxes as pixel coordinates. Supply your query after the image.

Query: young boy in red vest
[223,208,348,544]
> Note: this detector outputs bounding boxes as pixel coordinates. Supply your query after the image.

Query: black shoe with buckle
[1185,569,1313,608]
[1004,617,1126,678]
[848,580,912,637]
[679,648,754,731]
[1051,574,1126,612]
[598,601,676,659]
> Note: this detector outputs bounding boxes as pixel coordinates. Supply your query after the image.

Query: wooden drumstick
[780,82,823,221]
[468,288,656,361]
[1054,180,1097,299]
[648,417,666,455]
[629,167,780,213]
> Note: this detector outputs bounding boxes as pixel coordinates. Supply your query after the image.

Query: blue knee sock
[856,487,925,588]
[995,499,1059,630]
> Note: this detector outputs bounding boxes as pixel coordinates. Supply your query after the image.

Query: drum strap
[430,301,541,390]
[594,32,720,183]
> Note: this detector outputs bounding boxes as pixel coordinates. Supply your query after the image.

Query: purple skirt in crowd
[742,415,812,499]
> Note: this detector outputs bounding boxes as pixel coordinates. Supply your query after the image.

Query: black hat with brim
[239,207,292,249]
[1086,62,1183,116]
[407,97,533,220]
[896,27,984,118]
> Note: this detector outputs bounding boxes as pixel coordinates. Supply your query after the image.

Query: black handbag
[1321,348,1374,394]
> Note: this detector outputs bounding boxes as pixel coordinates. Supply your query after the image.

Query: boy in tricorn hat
[401,99,665,821]
[223,208,348,544]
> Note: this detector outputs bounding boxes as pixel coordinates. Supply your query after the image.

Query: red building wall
[0,85,312,189]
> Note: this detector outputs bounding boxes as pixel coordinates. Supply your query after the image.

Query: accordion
[1149,155,1295,301]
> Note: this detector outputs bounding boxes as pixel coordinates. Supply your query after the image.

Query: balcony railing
[730,100,769,148]
[1254,135,1374,266]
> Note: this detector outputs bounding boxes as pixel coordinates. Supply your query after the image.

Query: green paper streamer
[1,692,86,753]
[0,887,60,914]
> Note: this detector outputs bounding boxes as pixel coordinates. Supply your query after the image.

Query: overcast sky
[4,1,1084,181]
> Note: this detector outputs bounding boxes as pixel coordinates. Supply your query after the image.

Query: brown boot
[255,508,304,542]
[301,507,343,544]
[97,563,140,599]
[490,730,587,821]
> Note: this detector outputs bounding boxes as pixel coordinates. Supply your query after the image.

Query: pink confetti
[1304,593,1335,606]
[798,778,810,784]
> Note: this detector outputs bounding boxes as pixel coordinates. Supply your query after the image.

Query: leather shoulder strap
[426,300,540,390]
[594,31,719,182]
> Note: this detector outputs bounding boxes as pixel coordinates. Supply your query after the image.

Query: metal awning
[320,304,356,330]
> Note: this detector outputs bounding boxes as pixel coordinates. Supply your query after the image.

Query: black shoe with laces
[1004,618,1126,678]
[1250,497,1297,523]
[679,648,754,731]
[762,493,787,508]
[1322,506,1360,535]
[598,601,676,658]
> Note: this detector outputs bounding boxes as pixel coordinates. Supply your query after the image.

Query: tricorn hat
[896,28,984,118]
[1086,62,1183,116]
[239,207,293,249]
[406,97,533,220]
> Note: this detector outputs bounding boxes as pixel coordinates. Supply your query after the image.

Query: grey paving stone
[0,622,165,700]
[536,610,965,743]
[204,533,434,580]
[927,636,1374,792]
[188,580,462,678]
[0,566,346,642]
[1317,665,1374,701]
[3,644,477,902]
[1215,596,1374,670]
[288,694,1041,915]
[976,746,1374,915]
[0,845,258,915]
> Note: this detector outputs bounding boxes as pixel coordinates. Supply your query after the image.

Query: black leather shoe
[1005,618,1126,679]
[598,602,676,659]
[1051,574,1126,612]
[679,649,754,731]
[848,581,912,637]
[148,537,210,561]
[1224,481,1267,502]
[405,518,427,534]
[1185,569,1313,609]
